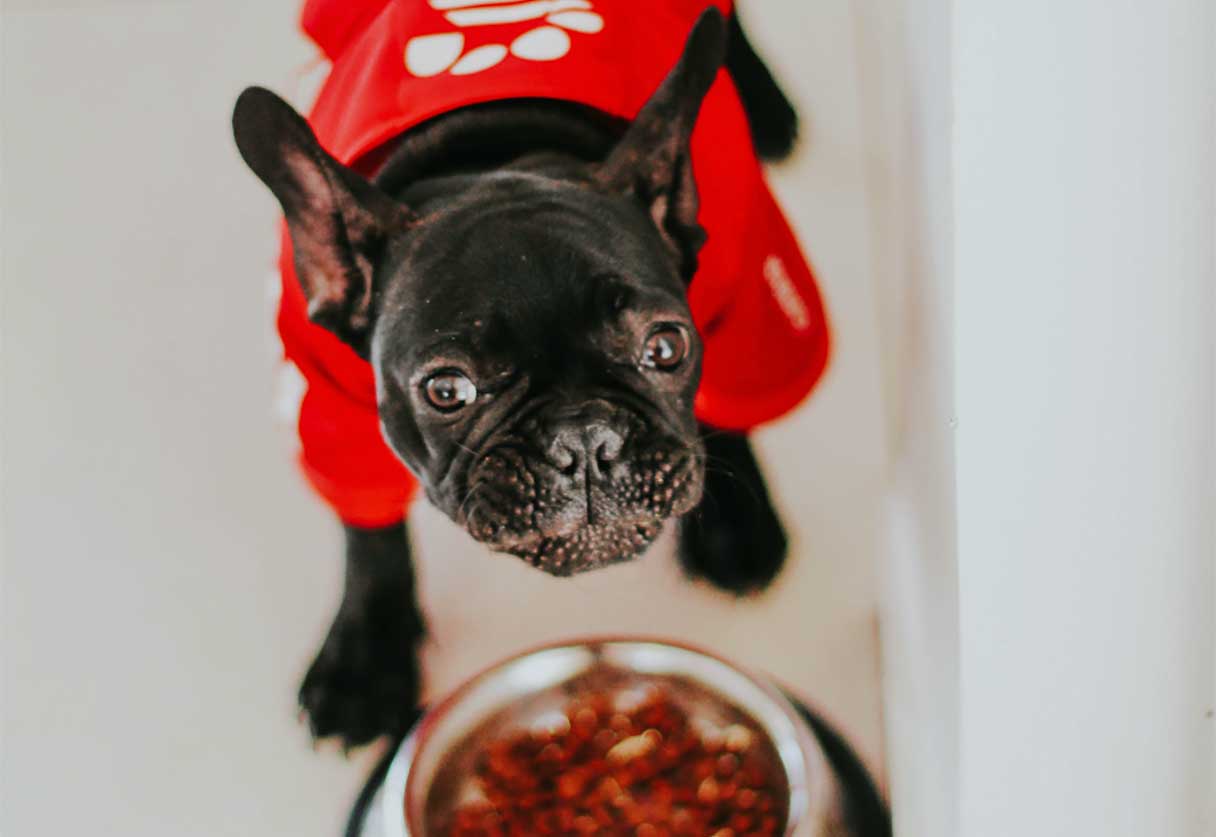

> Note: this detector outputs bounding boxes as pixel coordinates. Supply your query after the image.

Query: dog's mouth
[499,519,667,576]
[461,447,703,575]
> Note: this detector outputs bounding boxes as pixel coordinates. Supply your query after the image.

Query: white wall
[861,2,1216,834]
[1,4,366,836]
[853,0,959,834]
[955,2,1215,835]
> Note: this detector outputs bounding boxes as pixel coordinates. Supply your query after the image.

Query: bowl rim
[377,635,840,837]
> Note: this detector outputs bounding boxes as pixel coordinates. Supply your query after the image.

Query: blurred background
[2,2,894,835]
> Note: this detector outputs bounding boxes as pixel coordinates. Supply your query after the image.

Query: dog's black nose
[547,422,624,480]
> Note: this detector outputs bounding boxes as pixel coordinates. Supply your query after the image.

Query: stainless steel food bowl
[363,638,846,836]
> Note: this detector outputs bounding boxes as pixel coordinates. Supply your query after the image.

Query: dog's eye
[423,371,478,412]
[642,326,689,371]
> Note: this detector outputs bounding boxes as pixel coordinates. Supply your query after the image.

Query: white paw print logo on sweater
[405,0,605,77]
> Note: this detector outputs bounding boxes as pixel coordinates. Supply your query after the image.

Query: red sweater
[277,0,831,526]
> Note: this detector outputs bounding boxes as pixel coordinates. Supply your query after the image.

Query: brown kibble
[724,724,754,752]
[670,808,696,834]
[700,727,724,754]
[610,712,634,733]
[593,727,619,753]
[716,752,740,777]
[607,732,658,764]
[574,706,599,734]
[436,688,787,836]
[538,742,564,764]
[558,770,588,799]
[597,776,623,799]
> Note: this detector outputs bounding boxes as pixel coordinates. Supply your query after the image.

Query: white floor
[1,2,890,835]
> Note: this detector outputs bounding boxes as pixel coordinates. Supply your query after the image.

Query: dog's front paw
[679,495,788,594]
[678,431,788,594]
[298,604,424,749]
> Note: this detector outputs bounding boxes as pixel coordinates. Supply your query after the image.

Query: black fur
[235,10,800,748]
[298,523,425,746]
[725,11,801,160]
[680,426,788,593]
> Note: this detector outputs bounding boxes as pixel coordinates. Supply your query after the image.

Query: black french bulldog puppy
[233,10,795,747]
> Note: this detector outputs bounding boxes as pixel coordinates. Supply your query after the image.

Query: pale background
[952,2,1214,835]
[1,1,893,835]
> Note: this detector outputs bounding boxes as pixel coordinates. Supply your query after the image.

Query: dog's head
[233,12,726,575]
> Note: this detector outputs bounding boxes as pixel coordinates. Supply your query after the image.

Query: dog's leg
[679,427,789,594]
[299,521,426,748]
[726,11,800,161]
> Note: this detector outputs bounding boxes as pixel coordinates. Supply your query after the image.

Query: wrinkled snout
[461,400,704,575]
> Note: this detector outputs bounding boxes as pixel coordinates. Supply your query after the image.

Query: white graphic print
[763,255,811,332]
[509,25,570,60]
[404,0,605,77]
[405,32,466,76]
[450,43,509,74]
[445,0,591,26]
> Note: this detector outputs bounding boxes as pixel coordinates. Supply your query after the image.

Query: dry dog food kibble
[429,688,788,836]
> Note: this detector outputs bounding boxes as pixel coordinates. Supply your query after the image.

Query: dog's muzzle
[462,407,703,575]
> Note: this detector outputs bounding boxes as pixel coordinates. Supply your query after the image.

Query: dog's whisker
[456,482,489,524]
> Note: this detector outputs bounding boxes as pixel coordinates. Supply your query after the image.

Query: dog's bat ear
[232,86,414,353]
[596,8,727,282]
